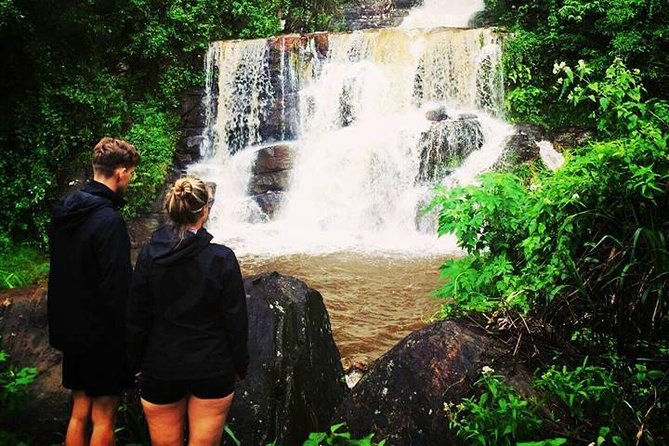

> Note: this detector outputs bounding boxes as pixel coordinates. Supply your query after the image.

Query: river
[240,252,445,368]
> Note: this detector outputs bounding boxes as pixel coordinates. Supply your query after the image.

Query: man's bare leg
[65,391,92,446]
[90,395,121,446]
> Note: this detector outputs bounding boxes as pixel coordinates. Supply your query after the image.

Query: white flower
[482,366,495,375]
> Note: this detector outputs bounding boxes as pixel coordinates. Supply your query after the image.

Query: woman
[127,177,249,446]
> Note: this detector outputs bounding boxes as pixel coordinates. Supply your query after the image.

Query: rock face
[249,144,295,217]
[176,88,208,169]
[248,171,292,195]
[254,190,287,217]
[342,0,422,30]
[127,88,208,253]
[253,144,295,174]
[335,320,532,446]
[0,273,346,445]
[550,127,594,151]
[417,114,484,181]
[501,124,549,164]
[225,272,348,446]
[497,124,594,170]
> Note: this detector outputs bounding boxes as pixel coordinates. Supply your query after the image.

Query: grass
[0,244,50,290]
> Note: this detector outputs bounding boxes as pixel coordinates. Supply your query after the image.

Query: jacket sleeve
[126,245,153,375]
[221,249,250,379]
[94,214,132,350]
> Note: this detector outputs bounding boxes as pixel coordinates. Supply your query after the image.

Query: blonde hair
[92,137,140,177]
[165,177,211,229]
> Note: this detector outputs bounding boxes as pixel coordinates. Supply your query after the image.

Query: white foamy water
[191,27,511,257]
[537,140,565,171]
[400,0,485,29]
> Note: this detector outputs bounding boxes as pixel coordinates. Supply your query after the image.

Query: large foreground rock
[226,272,348,445]
[0,272,347,445]
[335,320,532,445]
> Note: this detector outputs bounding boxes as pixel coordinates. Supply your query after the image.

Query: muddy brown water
[240,252,446,369]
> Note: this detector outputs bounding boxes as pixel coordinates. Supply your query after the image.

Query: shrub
[430,59,669,351]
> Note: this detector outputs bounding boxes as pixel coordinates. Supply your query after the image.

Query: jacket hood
[148,226,214,266]
[51,181,125,231]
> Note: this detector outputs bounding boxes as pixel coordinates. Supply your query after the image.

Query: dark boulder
[342,0,421,30]
[335,320,532,446]
[248,170,292,195]
[179,88,208,129]
[252,191,287,217]
[496,124,591,170]
[500,124,548,164]
[248,145,295,196]
[225,272,348,446]
[550,127,594,151]
[176,89,207,166]
[425,106,450,122]
[417,114,484,181]
[253,145,295,174]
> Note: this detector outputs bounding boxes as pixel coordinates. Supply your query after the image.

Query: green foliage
[554,58,652,135]
[535,358,617,422]
[431,60,669,349]
[0,0,346,246]
[450,361,666,445]
[302,423,386,446]
[487,0,669,127]
[434,59,668,444]
[447,370,543,445]
[0,243,49,290]
[123,103,179,218]
[114,398,150,446]
[0,349,38,442]
[262,424,386,446]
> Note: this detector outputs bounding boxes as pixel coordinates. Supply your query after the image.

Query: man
[48,137,140,446]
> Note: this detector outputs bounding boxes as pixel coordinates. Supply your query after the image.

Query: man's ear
[114,167,125,183]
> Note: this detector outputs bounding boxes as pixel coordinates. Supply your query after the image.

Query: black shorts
[62,350,134,397]
[139,373,235,405]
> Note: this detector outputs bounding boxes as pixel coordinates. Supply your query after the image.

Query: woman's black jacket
[127,226,249,380]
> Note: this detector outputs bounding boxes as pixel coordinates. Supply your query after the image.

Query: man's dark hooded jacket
[48,180,132,354]
[127,226,249,380]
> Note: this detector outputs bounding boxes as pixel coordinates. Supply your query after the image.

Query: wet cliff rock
[177,88,208,169]
[249,144,295,217]
[335,320,532,445]
[497,124,594,169]
[342,0,422,30]
[418,113,484,181]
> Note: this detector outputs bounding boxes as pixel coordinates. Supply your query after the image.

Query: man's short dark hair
[92,137,140,177]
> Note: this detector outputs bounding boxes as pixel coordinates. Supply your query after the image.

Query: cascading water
[191,26,512,256]
[400,0,485,29]
[190,2,514,364]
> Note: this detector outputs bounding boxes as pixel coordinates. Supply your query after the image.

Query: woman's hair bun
[173,178,193,198]
[165,176,211,228]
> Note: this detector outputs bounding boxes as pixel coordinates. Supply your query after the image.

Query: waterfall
[190,26,512,256]
[400,0,485,29]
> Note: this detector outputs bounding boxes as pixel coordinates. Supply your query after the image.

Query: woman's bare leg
[141,397,187,446]
[186,393,234,446]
